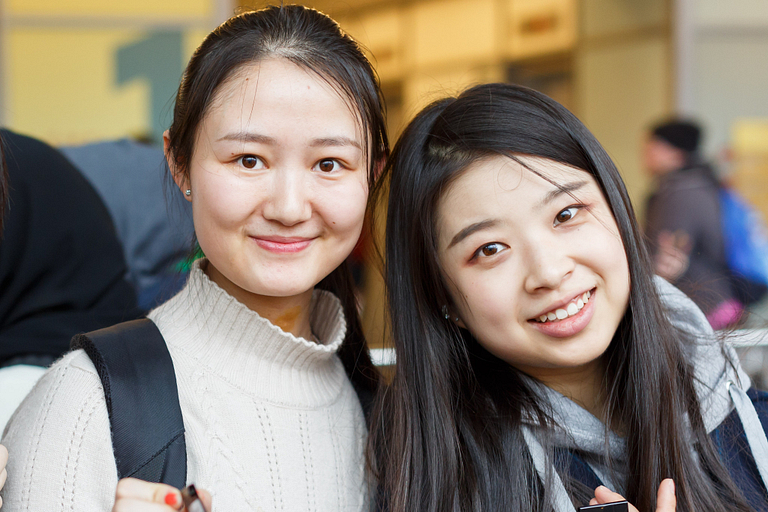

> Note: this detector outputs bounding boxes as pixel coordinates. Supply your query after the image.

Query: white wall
[678,0,768,156]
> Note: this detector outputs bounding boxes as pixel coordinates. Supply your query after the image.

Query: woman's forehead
[445,155,593,200]
[205,60,365,139]
[193,61,366,155]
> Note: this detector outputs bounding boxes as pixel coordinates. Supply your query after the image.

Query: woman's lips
[528,288,597,338]
[252,237,314,253]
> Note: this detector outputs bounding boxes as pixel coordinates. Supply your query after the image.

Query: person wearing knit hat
[644,120,702,177]
[643,118,741,328]
[653,120,702,152]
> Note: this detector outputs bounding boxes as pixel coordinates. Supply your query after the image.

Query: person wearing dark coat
[643,119,740,328]
[60,139,194,311]
[0,129,139,428]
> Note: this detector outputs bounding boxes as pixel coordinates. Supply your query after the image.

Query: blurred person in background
[0,129,139,430]
[643,119,741,329]
[60,138,195,311]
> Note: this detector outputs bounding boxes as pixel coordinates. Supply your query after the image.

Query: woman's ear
[373,156,386,181]
[164,130,191,202]
[442,304,467,329]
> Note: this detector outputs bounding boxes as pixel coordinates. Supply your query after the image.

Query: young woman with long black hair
[1,6,387,511]
[369,83,768,511]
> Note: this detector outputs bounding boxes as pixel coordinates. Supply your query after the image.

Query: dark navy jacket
[561,388,768,511]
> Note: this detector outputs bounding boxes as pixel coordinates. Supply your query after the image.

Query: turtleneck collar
[147,259,349,407]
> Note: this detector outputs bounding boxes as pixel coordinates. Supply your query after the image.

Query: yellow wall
[576,37,670,214]
[7,29,149,144]
[6,0,211,18]
[339,0,577,115]
[576,0,671,218]
[2,2,219,145]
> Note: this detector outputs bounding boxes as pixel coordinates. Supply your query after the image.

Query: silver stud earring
[441,305,461,323]
[185,189,191,196]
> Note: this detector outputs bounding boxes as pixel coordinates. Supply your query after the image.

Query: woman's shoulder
[1,349,117,511]
[660,165,720,196]
[654,276,713,336]
[708,388,768,508]
[3,348,107,444]
[747,388,768,419]
[713,388,768,433]
[52,347,102,380]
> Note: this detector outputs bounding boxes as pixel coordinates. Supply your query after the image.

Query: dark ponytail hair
[166,5,388,392]
[369,83,751,511]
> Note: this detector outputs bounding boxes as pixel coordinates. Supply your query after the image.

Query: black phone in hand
[578,500,629,512]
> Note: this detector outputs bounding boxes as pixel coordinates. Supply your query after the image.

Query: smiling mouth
[251,237,314,254]
[531,288,594,323]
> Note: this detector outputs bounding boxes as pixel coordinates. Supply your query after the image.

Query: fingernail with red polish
[165,491,179,506]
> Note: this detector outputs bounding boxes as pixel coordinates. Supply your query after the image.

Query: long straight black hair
[369,83,752,511]
[166,5,388,392]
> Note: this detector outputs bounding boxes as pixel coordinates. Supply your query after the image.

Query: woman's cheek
[472,291,507,328]
[457,276,493,319]
[195,178,255,229]
[320,181,368,234]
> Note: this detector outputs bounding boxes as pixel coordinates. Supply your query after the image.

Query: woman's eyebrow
[447,219,499,249]
[310,137,362,150]
[217,131,276,144]
[539,180,588,207]
[215,132,362,151]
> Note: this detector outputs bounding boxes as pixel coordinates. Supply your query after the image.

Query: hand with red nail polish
[112,477,212,512]
[589,479,676,512]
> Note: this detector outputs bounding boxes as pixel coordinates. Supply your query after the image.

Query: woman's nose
[522,237,575,293]
[262,170,312,226]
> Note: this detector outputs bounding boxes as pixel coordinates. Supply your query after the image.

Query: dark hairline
[186,57,371,174]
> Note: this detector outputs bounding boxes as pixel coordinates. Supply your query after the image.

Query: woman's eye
[477,243,503,258]
[316,159,341,173]
[239,155,264,169]
[554,206,580,225]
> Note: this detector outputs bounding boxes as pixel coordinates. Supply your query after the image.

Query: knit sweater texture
[0,261,368,511]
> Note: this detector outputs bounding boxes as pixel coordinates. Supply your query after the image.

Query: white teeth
[535,289,594,323]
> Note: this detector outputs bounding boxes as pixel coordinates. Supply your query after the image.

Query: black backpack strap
[71,318,187,488]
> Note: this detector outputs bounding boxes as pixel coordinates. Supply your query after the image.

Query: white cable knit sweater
[0,261,368,511]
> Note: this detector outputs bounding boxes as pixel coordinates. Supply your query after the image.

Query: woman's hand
[654,230,691,282]
[591,479,676,512]
[112,478,212,512]
[0,444,8,509]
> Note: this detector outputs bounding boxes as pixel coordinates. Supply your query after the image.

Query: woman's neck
[528,359,608,422]
[204,260,315,340]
